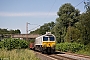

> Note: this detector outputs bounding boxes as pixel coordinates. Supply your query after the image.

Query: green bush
[56,42,85,53]
[0,38,28,50]
[0,41,3,48]
[76,43,90,56]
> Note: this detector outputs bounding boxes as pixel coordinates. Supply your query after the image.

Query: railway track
[56,54,90,60]
[65,52,90,59]
[49,54,76,60]
[34,51,90,60]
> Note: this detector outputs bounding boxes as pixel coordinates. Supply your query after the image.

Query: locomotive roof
[36,33,55,39]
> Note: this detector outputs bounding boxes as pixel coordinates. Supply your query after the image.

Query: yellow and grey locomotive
[34,32,56,53]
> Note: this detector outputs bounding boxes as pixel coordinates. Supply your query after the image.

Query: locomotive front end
[42,32,56,53]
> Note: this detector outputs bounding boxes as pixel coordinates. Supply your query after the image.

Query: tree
[65,26,81,43]
[0,28,8,34]
[54,3,80,43]
[30,22,55,35]
[15,29,21,34]
[9,30,15,34]
[76,12,90,45]
[0,28,21,34]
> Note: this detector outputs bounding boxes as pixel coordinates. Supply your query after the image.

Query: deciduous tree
[54,3,80,43]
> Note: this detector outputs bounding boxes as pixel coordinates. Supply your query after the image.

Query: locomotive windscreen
[43,37,48,41]
[49,36,55,41]
[43,36,55,41]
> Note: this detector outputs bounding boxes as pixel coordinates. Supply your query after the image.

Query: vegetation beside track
[56,42,90,56]
[0,49,40,60]
[0,38,40,60]
[75,44,90,56]
[0,38,28,50]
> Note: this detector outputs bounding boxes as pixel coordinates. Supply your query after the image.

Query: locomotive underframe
[34,45,55,54]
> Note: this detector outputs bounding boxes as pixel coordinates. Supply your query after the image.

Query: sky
[0,0,85,34]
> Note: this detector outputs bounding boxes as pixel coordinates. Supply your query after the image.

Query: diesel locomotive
[29,32,56,54]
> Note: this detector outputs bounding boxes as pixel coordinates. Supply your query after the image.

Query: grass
[0,49,40,60]
[75,50,90,56]
[75,45,90,56]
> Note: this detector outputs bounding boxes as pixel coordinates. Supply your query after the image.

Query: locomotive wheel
[51,49,55,54]
[42,47,46,54]
[33,48,35,51]
[42,50,44,54]
[47,47,52,54]
[34,47,37,51]
[42,47,44,53]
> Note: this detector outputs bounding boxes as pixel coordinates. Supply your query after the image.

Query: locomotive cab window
[43,36,48,41]
[49,36,55,41]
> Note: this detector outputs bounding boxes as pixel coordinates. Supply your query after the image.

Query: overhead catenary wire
[46,0,84,21]
[75,0,84,7]
[44,0,56,21]
[74,0,90,13]
[29,25,41,32]
[28,0,56,33]
[47,0,56,16]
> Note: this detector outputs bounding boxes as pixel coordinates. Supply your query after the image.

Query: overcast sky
[0,0,85,34]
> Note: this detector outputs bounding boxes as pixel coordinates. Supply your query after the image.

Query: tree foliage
[75,12,90,45]
[0,38,28,50]
[65,26,81,43]
[53,3,80,43]
[0,28,21,34]
[30,22,55,35]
